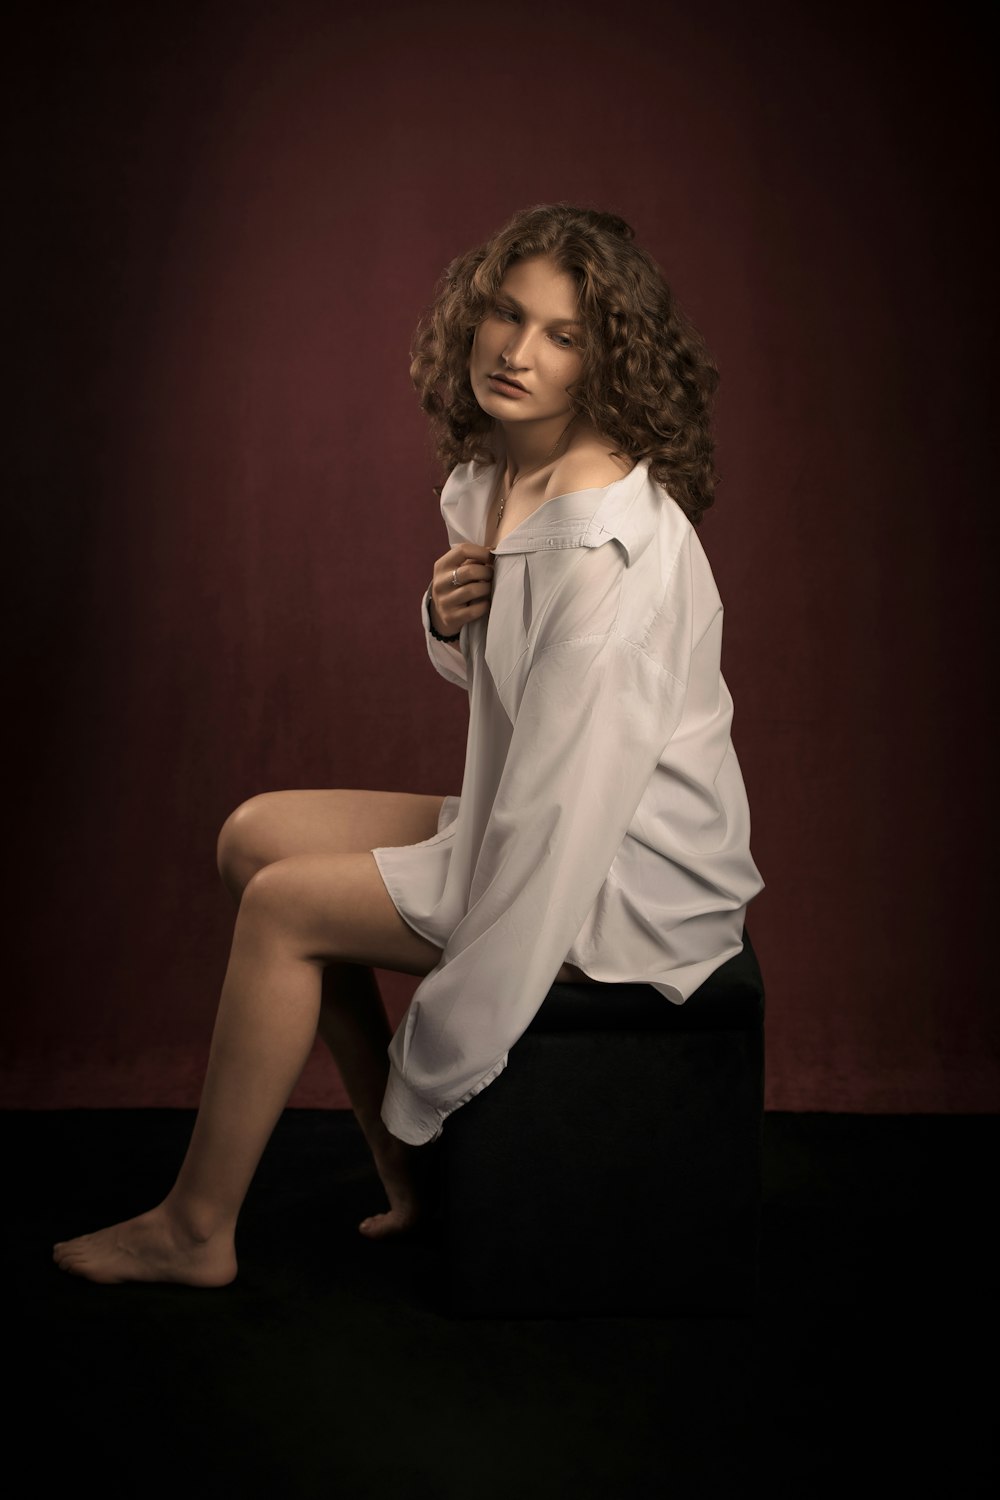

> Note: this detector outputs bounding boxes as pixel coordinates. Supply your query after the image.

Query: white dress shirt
[374,458,764,1145]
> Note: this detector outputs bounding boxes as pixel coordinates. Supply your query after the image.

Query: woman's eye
[551,334,574,348]
[495,306,518,322]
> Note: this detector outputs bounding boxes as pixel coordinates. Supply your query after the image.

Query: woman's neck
[496,413,581,479]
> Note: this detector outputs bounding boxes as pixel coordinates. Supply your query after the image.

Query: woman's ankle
[160,1191,236,1245]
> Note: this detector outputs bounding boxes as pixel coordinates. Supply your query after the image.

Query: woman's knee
[215,788,443,906]
[216,793,281,900]
[235,854,350,955]
[236,851,442,973]
[237,855,306,928]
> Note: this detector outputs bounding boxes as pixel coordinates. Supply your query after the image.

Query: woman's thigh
[217,789,448,898]
[221,789,594,982]
[243,851,444,976]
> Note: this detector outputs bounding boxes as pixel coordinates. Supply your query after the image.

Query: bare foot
[358,1135,423,1240]
[52,1203,237,1286]
[358,1204,419,1239]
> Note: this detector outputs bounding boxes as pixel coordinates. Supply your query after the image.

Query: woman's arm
[382,609,693,1144]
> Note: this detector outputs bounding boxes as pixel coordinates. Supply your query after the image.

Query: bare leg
[216,790,451,1237]
[53,845,443,1284]
[53,788,592,1282]
[316,962,426,1238]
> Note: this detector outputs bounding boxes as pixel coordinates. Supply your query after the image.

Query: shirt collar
[440,457,662,567]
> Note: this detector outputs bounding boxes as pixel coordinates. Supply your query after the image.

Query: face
[469,255,585,427]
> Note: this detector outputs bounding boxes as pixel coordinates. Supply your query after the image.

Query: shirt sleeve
[381,623,691,1145]
[421,587,468,690]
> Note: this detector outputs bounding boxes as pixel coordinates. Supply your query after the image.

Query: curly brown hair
[410,203,720,523]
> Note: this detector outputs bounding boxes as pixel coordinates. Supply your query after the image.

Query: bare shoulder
[548,442,634,497]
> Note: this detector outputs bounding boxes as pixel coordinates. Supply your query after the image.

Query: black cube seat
[428,931,765,1318]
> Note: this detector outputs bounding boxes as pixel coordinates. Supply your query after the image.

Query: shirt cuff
[381,1064,446,1146]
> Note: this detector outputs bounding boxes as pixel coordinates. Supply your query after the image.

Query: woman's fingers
[452,566,493,588]
[452,543,493,566]
[454,579,491,605]
[431,549,494,634]
[439,578,491,620]
[438,556,493,598]
[445,551,494,582]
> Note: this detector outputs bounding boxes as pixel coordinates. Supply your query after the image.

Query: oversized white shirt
[374,457,763,1146]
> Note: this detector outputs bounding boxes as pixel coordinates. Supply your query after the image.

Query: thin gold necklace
[495,416,578,531]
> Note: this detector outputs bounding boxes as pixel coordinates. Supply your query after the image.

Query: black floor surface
[7,1110,997,1498]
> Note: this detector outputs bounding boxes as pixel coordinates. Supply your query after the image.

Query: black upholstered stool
[427,931,764,1318]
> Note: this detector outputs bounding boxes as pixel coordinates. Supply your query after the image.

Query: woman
[54,204,762,1285]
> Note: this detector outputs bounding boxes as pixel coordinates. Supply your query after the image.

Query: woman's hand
[429,544,494,638]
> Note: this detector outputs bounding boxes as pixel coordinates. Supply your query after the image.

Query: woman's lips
[487,375,529,398]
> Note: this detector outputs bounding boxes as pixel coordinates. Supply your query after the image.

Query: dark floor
[7,1110,997,1498]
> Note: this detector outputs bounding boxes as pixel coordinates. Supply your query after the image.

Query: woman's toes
[358,1203,420,1239]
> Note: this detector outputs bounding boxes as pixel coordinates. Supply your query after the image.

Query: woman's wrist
[427,590,462,643]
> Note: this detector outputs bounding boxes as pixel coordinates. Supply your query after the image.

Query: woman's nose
[502,334,530,369]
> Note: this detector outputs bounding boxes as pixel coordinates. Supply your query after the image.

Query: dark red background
[5,0,996,1110]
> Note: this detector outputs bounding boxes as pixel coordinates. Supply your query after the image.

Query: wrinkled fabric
[374,458,763,1144]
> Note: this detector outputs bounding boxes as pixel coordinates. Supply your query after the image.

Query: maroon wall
[6,0,996,1109]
